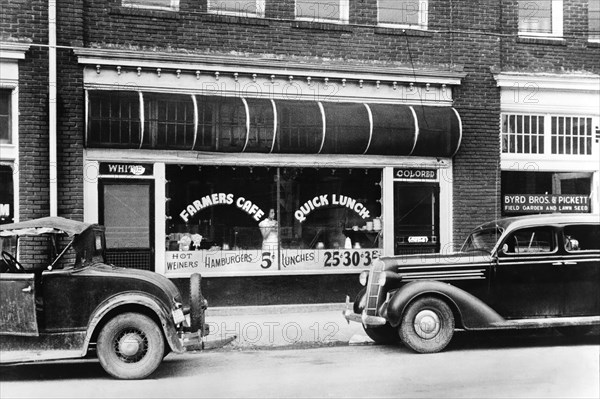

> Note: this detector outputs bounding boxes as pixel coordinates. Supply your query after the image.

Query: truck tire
[97,312,164,379]
[399,296,454,353]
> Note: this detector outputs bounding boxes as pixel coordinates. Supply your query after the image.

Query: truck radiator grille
[364,261,384,316]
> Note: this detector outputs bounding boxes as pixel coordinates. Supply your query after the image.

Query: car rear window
[563,224,600,252]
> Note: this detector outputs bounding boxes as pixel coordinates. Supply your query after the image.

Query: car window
[563,224,600,252]
[503,227,555,254]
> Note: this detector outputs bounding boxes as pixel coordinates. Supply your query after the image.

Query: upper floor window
[122,0,179,11]
[295,0,349,24]
[208,0,265,18]
[518,0,563,37]
[502,113,597,156]
[589,0,600,42]
[0,90,11,144]
[378,0,428,29]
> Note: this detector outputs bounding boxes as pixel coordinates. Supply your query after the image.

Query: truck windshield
[461,227,503,254]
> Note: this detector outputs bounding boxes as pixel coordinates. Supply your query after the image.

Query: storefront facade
[496,73,600,217]
[79,49,461,284]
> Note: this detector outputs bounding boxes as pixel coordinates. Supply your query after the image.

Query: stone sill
[109,6,181,20]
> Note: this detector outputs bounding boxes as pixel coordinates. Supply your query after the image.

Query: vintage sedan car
[0,217,232,379]
[344,213,600,353]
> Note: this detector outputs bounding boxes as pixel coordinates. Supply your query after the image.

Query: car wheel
[556,325,593,337]
[399,296,455,353]
[189,273,205,333]
[97,312,165,379]
[364,323,399,344]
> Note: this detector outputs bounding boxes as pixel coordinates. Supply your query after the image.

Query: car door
[0,273,38,336]
[560,223,600,316]
[492,226,564,319]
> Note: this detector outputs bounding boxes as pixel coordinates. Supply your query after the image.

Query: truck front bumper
[342,296,387,327]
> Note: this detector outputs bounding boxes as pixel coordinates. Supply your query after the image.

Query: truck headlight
[359,270,369,286]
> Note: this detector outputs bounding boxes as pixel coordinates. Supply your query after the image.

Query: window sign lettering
[294,195,371,223]
[165,165,383,276]
[503,194,590,214]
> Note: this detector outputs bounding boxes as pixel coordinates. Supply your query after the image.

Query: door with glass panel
[394,183,440,255]
[100,180,154,271]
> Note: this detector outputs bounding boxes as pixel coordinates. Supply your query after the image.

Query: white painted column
[154,163,166,275]
[382,167,395,256]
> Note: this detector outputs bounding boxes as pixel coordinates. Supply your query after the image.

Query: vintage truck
[0,216,232,379]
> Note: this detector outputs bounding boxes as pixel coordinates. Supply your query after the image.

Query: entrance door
[394,183,439,255]
[100,180,154,271]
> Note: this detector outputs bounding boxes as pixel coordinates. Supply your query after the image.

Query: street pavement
[200,302,372,350]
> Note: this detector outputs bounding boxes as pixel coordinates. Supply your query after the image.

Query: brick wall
[2,0,597,251]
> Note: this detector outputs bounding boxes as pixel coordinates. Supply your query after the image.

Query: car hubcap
[115,329,147,362]
[413,309,441,339]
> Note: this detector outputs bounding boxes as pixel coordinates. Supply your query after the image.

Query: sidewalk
[202,303,373,350]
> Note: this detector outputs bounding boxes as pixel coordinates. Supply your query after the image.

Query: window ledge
[517,36,566,46]
[587,41,600,48]
[202,13,268,26]
[374,26,432,37]
[292,20,353,32]
[110,6,180,19]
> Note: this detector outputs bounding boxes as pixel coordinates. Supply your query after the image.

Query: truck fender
[83,292,184,356]
[385,281,505,329]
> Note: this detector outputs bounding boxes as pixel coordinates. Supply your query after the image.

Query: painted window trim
[377,0,429,30]
[207,0,266,18]
[518,0,563,39]
[295,0,350,24]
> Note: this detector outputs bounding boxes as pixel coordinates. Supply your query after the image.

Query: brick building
[1,0,598,305]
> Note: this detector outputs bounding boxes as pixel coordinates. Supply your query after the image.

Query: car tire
[364,323,399,344]
[399,296,455,353]
[97,312,165,379]
[189,273,205,333]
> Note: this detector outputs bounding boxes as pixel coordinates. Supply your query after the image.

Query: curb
[206,302,346,316]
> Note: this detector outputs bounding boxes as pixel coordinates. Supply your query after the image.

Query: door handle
[563,261,577,265]
[22,285,32,293]
[552,262,563,266]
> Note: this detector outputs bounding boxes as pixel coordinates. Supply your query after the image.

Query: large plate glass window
[208,0,265,17]
[165,166,382,274]
[378,0,428,29]
[518,0,563,37]
[295,0,349,23]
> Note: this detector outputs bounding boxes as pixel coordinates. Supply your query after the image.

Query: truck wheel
[399,297,454,353]
[364,323,399,344]
[189,273,205,333]
[97,312,165,379]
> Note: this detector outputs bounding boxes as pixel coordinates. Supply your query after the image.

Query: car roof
[0,216,93,237]
[473,213,600,232]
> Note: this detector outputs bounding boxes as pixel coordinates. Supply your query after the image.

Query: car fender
[83,292,184,356]
[385,281,505,329]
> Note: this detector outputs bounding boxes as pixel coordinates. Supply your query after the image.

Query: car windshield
[461,227,503,254]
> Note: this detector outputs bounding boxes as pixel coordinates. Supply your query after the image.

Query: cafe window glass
[165,166,382,252]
